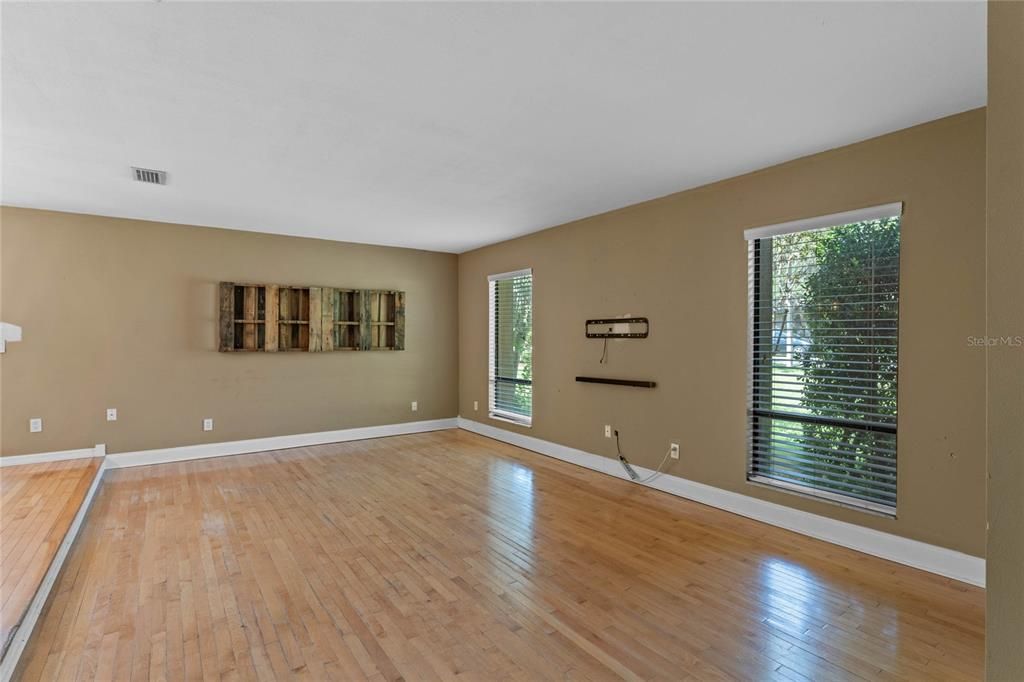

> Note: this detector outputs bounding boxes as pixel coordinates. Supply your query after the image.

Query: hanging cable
[614,430,673,484]
[598,337,608,364]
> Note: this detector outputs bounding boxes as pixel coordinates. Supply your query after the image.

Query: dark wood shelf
[575,376,657,389]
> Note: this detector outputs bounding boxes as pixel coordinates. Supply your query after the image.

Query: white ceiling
[2,2,986,253]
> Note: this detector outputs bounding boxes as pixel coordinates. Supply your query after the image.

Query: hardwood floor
[1,457,102,655]
[17,430,983,680]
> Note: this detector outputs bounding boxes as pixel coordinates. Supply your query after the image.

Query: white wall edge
[106,418,459,469]
[0,459,107,682]
[457,416,985,588]
[0,444,105,467]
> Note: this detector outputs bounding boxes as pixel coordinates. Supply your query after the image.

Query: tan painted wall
[0,208,459,456]
[986,1,1024,677]
[0,217,5,456]
[459,110,987,557]
[0,112,990,559]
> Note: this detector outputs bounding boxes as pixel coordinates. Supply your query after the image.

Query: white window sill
[747,475,896,518]
[489,412,532,428]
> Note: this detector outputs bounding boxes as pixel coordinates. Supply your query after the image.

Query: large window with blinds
[746,204,901,514]
[489,269,533,425]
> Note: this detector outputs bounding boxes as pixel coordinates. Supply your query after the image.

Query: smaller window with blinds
[746,203,902,515]
[489,269,533,426]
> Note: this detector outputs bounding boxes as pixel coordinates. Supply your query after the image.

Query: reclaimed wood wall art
[219,283,405,352]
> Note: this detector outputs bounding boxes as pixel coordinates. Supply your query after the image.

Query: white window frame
[745,203,903,516]
[488,268,533,427]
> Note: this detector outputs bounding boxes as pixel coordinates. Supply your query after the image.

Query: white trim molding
[487,267,532,282]
[743,202,904,241]
[457,417,984,587]
[0,459,107,682]
[106,418,458,469]
[1,419,457,471]
[0,444,106,468]
[0,322,22,353]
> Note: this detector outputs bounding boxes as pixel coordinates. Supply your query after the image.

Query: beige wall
[0,111,990,560]
[0,208,459,456]
[460,109,987,557]
[0,217,5,457]
[986,1,1024,678]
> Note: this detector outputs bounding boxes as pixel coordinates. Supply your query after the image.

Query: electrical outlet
[29,418,43,433]
[411,401,418,412]
[106,408,118,422]
[203,418,214,432]
[670,443,680,459]
[604,425,612,438]
[473,400,479,411]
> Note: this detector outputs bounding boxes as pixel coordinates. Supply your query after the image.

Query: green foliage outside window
[493,276,533,417]
[761,217,900,506]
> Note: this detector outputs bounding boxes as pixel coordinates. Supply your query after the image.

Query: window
[489,269,533,425]
[746,203,902,514]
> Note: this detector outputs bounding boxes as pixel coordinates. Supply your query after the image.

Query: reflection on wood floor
[1,457,102,656]
[18,430,983,680]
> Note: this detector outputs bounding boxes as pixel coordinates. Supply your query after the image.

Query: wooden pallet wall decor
[219,283,405,352]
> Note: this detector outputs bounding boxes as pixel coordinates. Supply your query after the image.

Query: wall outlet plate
[106,408,118,421]
[411,401,418,412]
[604,425,612,438]
[473,400,479,411]
[29,418,43,433]
[203,418,214,431]
[670,443,680,459]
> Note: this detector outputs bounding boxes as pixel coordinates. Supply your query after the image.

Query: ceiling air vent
[131,167,167,185]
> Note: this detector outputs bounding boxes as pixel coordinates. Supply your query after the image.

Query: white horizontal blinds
[748,206,902,512]
[489,269,533,424]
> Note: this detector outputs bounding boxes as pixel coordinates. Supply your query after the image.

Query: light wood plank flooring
[1,457,102,655]
[17,430,983,680]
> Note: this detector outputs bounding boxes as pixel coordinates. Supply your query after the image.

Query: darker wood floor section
[1,457,102,655]
[17,430,983,680]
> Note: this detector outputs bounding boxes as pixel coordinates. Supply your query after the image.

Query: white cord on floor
[636,448,674,484]
[614,430,674,484]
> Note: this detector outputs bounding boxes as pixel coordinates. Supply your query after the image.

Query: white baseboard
[106,418,459,469]
[2,419,458,471]
[0,444,106,467]
[457,417,985,587]
[0,459,107,682]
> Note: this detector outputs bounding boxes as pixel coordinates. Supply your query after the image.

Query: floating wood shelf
[575,376,657,388]
[219,283,405,353]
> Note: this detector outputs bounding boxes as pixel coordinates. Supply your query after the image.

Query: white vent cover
[131,167,167,185]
